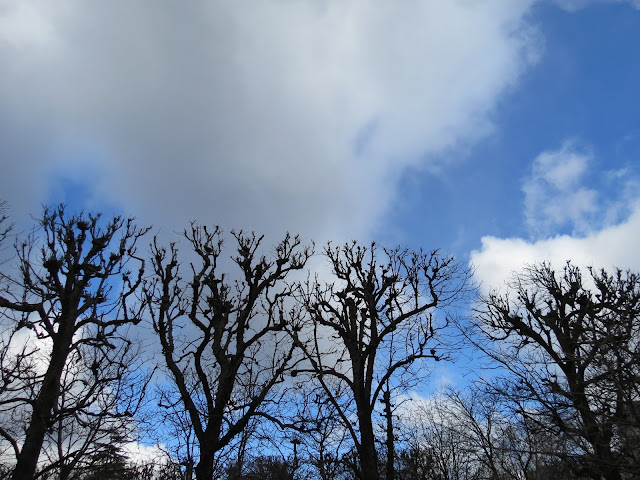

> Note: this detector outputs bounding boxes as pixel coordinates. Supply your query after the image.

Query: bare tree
[292,242,472,480]
[399,393,477,480]
[476,262,640,480]
[153,396,198,479]
[0,205,150,479]
[441,386,575,480]
[292,380,352,480]
[144,225,312,480]
[34,337,150,480]
[395,385,576,480]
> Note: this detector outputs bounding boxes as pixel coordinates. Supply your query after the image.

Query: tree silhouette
[476,262,640,480]
[292,242,471,480]
[144,225,312,480]
[0,205,149,479]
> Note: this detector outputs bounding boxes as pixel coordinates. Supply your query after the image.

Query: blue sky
[384,1,640,257]
[1,0,640,292]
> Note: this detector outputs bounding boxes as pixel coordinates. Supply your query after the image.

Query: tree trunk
[11,325,74,480]
[603,470,622,480]
[358,412,380,480]
[184,457,194,480]
[596,447,622,480]
[352,360,379,480]
[194,451,215,480]
[382,389,395,480]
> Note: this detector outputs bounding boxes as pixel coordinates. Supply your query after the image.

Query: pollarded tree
[292,242,472,480]
[0,205,150,480]
[476,262,640,480]
[144,225,312,480]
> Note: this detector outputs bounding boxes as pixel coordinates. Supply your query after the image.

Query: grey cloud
[0,0,538,242]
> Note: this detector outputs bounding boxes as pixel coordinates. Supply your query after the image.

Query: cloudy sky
[2,0,640,291]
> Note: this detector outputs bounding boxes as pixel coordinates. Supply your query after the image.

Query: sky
[2,0,640,294]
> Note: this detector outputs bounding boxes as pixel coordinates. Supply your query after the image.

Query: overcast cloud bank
[3,0,639,294]
[0,0,538,242]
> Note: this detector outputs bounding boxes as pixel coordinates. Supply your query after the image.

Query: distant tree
[72,434,134,480]
[0,205,150,480]
[143,225,312,480]
[162,407,199,479]
[395,385,577,480]
[294,381,352,480]
[395,446,435,480]
[399,393,476,480]
[291,242,471,480]
[476,262,640,480]
[241,455,295,480]
[127,454,185,480]
[439,386,575,480]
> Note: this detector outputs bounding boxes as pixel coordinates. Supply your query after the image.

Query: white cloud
[472,200,640,294]
[0,1,55,48]
[473,138,640,293]
[522,141,599,236]
[0,0,538,242]
[123,442,167,465]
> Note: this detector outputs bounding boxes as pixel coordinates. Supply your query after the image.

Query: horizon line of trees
[0,204,638,480]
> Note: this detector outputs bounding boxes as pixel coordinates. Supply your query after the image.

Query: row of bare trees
[0,205,638,480]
